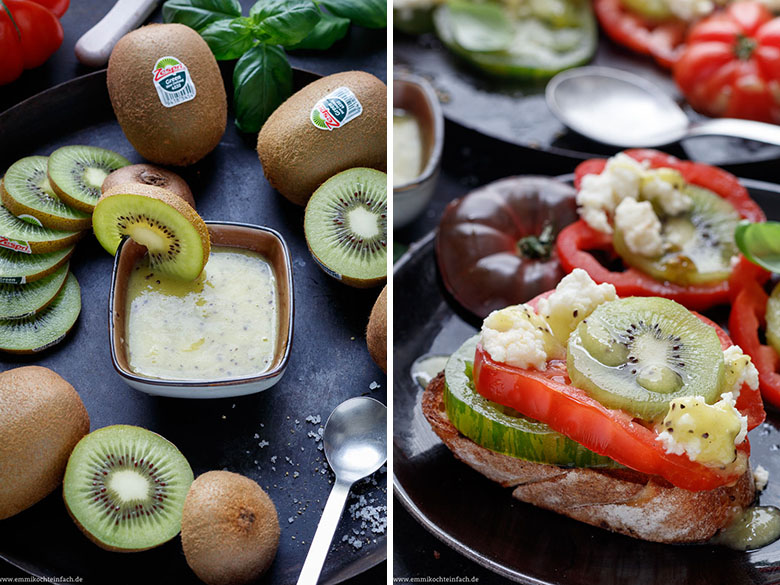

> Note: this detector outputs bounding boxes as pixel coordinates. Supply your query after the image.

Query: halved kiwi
[2,157,92,231]
[63,425,194,552]
[102,164,196,209]
[92,183,210,280]
[567,296,725,421]
[0,263,69,319]
[48,145,130,213]
[0,245,74,284]
[0,203,82,254]
[613,185,741,286]
[304,167,387,288]
[0,271,81,353]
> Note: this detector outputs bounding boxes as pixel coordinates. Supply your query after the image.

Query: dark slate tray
[394,175,780,585]
[0,70,387,585]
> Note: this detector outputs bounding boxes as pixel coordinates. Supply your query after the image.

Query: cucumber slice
[567,297,725,421]
[614,185,740,286]
[0,263,69,319]
[444,335,619,467]
[766,281,780,357]
[434,0,597,78]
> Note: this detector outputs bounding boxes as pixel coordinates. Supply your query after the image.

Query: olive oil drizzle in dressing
[125,246,278,380]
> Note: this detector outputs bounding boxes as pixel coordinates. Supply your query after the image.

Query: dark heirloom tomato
[436,177,578,319]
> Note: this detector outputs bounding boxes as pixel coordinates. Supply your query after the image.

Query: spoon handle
[297,478,352,585]
[686,118,780,147]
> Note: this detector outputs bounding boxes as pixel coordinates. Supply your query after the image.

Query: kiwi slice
[2,157,92,231]
[0,203,82,254]
[102,164,196,209]
[567,297,725,421]
[614,185,740,286]
[304,167,387,288]
[619,0,673,22]
[48,145,130,213]
[63,425,194,552]
[0,262,69,319]
[0,271,80,353]
[92,183,210,280]
[0,245,73,284]
[765,282,780,356]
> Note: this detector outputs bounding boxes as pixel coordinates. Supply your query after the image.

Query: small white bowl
[109,221,294,398]
[393,74,444,229]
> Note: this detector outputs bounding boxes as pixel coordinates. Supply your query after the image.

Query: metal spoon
[297,397,387,585]
[546,66,780,148]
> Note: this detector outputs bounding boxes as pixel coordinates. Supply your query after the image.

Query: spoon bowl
[323,396,387,483]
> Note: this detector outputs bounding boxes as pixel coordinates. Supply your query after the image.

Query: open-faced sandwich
[422,268,778,545]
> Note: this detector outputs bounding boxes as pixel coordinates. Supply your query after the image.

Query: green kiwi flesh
[613,185,740,286]
[0,263,69,319]
[304,168,387,288]
[0,203,82,253]
[619,0,673,22]
[48,146,130,213]
[567,296,725,421]
[0,271,81,353]
[766,281,780,356]
[0,245,74,284]
[63,425,194,552]
[2,157,91,231]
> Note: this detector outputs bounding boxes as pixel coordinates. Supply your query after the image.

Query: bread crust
[422,372,755,543]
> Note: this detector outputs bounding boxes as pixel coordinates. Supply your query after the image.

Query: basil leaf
[162,0,242,32]
[319,0,386,28]
[200,17,256,60]
[249,0,321,46]
[286,9,350,50]
[233,44,293,133]
[735,221,780,273]
[447,0,512,52]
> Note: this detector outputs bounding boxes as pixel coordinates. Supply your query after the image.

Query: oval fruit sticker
[152,56,197,108]
[310,87,363,131]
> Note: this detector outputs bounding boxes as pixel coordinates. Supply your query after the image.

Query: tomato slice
[730,280,780,409]
[473,293,764,492]
[557,150,768,310]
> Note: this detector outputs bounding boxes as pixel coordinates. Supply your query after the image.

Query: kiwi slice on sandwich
[567,296,725,421]
[0,245,74,284]
[48,145,130,213]
[304,167,387,288]
[0,201,82,254]
[765,281,780,357]
[2,157,91,231]
[0,271,81,353]
[92,183,210,280]
[102,164,196,209]
[63,425,194,552]
[0,262,69,319]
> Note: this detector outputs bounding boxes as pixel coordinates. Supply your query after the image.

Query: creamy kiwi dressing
[393,110,425,186]
[125,246,278,380]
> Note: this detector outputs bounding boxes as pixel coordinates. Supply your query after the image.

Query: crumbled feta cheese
[577,172,616,234]
[536,269,617,344]
[481,304,563,370]
[642,173,692,215]
[754,465,770,492]
[657,392,747,466]
[614,198,664,258]
[723,345,759,400]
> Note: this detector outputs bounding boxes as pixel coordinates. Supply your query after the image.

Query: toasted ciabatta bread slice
[422,372,755,543]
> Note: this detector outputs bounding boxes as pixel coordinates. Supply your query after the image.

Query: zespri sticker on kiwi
[310,86,363,130]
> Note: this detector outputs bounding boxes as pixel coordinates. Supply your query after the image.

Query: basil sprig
[735,221,780,273]
[163,0,386,133]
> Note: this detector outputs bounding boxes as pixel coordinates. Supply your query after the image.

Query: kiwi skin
[102,164,196,209]
[182,471,280,585]
[0,366,89,520]
[257,71,387,206]
[107,23,227,166]
[367,285,387,373]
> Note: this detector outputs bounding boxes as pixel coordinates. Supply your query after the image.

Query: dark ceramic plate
[394,30,780,170]
[0,71,386,585]
[393,177,780,585]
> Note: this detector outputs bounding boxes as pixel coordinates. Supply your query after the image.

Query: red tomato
[674,2,780,123]
[556,149,768,310]
[593,0,688,68]
[0,5,24,85]
[473,293,765,491]
[730,280,780,408]
[5,0,63,69]
[28,0,67,18]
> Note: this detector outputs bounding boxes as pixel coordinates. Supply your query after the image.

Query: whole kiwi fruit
[182,471,280,585]
[107,23,227,166]
[102,164,196,209]
[0,366,89,519]
[257,71,387,206]
[367,285,387,373]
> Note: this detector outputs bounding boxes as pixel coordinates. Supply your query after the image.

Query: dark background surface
[0,1,387,584]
